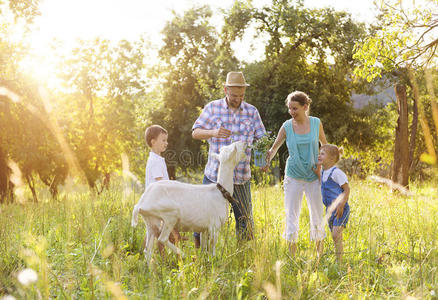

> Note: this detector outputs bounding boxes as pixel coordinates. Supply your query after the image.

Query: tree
[56,38,151,191]
[0,77,70,201]
[151,6,237,171]
[354,0,437,81]
[0,0,72,201]
[3,0,40,23]
[392,84,409,186]
[0,134,13,203]
[353,0,438,185]
[222,0,369,174]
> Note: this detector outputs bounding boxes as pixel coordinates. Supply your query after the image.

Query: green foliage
[150,5,238,170]
[252,132,275,153]
[1,180,437,298]
[353,0,438,82]
[1,0,435,199]
[222,1,378,178]
[0,1,70,199]
[0,78,69,201]
[353,0,438,181]
[227,1,369,144]
[340,101,398,176]
[0,0,40,23]
[409,71,438,178]
[55,38,151,190]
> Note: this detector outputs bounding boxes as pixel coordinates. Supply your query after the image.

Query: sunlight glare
[18,52,57,87]
[0,87,21,103]
[8,160,25,204]
[20,0,382,83]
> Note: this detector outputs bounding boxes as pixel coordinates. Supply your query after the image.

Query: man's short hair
[145,125,167,147]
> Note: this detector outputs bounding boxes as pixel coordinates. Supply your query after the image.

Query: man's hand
[214,127,232,139]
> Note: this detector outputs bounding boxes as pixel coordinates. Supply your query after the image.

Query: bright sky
[18,0,378,84]
[28,0,377,52]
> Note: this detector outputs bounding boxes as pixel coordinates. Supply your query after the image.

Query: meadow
[0,178,437,299]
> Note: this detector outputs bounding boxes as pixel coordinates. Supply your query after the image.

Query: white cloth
[321,166,348,186]
[145,151,169,189]
[283,176,325,242]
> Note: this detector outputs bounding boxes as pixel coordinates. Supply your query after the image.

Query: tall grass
[0,179,437,299]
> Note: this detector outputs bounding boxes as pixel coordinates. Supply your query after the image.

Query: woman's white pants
[283,176,325,242]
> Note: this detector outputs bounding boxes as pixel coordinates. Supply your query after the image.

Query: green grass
[0,179,437,299]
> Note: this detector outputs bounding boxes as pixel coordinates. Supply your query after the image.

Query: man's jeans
[194,175,254,240]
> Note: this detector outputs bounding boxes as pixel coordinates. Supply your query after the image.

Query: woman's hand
[261,149,273,172]
[260,126,286,172]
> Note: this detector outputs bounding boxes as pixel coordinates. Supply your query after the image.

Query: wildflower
[17,268,38,286]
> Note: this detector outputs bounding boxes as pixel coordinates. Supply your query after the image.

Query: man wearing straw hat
[192,71,266,247]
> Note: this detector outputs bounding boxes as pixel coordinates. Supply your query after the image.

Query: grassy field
[0,179,437,299]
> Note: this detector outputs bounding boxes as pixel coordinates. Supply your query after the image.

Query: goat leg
[200,231,208,252]
[144,224,156,266]
[209,228,218,256]
[158,222,185,258]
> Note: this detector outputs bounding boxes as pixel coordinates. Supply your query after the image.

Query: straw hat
[224,71,250,87]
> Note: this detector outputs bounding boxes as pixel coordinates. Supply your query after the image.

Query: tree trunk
[25,174,38,203]
[0,145,13,203]
[409,89,418,172]
[392,84,410,188]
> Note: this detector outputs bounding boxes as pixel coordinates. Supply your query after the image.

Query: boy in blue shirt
[314,144,350,262]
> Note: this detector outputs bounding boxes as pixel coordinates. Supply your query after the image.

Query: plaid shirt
[192,98,266,184]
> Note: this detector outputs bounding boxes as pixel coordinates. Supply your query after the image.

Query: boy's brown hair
[145,125,167,147]
[321,144,344,163]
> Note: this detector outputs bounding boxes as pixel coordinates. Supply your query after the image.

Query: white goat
[131,141,247,263]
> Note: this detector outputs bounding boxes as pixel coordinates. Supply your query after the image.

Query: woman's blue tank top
[283,116,320,181]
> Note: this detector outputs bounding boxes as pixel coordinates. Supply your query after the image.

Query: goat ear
[211,152,220,161]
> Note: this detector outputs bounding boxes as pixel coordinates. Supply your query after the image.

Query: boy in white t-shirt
[314,144,350,262]
[143,125,181,253]
[145,125,169,188]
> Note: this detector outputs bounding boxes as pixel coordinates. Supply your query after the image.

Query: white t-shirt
[321,166,348,186]
[145,151,169,189]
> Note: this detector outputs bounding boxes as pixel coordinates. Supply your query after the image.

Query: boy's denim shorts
[328,205,350,231]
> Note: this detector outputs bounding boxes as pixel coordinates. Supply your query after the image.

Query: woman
[263,91,327,256]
